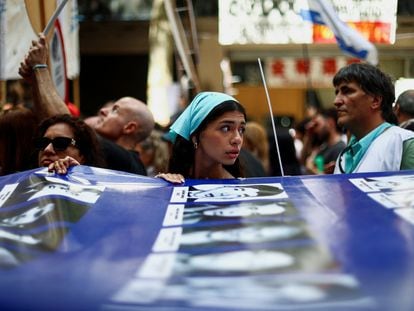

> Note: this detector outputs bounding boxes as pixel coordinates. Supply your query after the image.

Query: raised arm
[19,33,69,120]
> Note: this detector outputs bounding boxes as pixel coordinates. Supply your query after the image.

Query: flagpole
[257,58,285,177]
[0,80,6,110]
[43,0,69,35]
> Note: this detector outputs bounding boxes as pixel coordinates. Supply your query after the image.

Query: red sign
[313,22,392,44]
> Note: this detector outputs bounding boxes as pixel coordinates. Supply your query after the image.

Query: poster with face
[0,171,104,269]
[179,222,305,247]
[0,173,105,209]
[170,183,288,204]
[180,200,298,226]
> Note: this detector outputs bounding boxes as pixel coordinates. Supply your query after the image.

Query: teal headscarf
[168,92,239,143]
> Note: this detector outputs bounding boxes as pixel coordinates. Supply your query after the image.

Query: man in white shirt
[332,63,414,173]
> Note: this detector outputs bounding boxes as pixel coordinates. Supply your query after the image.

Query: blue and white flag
[300,0,378,65]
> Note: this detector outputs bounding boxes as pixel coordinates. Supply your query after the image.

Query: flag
[300,0,378,65]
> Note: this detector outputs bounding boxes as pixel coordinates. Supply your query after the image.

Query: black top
[317,140,346,165]
[239,148,267,177]
[98,137,147,175]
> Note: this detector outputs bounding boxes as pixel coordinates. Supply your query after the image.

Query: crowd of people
[2,33,414,179]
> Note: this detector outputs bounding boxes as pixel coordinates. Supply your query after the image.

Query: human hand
[304,119,317,135]
[26,33,49,67]
[18,60,33,82]
[155,173,185,184]
[304,151,320,175]
[18,33,49,82]
[323,161,336,174]
[48,156,80,175]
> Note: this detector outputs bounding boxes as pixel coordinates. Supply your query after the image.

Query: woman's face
[196,111,246,167]
[38,123,85,167]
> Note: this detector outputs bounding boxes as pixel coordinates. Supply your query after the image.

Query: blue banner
[0,166,414,310]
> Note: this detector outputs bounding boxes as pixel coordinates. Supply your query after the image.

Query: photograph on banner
[116,273,374,311]
[394,208,414,226]
[170,183,287,204]
[0,199,90,230]
[171,241,335,277]
[180,200,298,226]
[349,174,414,193]
[178,220,309,249]
[0,198,92,269]
[369,190,414,210]
[0,171,105,209]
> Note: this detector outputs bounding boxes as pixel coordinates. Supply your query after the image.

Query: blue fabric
[168,92,238,142]
[343,122,392,173]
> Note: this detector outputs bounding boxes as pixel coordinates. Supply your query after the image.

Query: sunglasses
[35,137,77,151]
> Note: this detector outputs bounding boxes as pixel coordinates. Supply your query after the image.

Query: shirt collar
[342,122,392,173]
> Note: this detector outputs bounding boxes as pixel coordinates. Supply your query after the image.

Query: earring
[194,142,198,149]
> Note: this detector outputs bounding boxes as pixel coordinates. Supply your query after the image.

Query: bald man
[92,97,154,175]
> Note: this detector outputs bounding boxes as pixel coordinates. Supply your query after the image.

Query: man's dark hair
[333,63,397,124]
[396,89,414,117]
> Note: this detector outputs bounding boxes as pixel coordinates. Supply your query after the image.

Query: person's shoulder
[401,138,414,169]
[99,136,129,156]
[336,140,347,147]
[239,148,266,177]
[403,137,414,151]
[400,119,414,132]
[381,125,414,141]
[330,140,346,152]
[98,136,147,175]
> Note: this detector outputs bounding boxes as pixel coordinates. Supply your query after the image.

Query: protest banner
[0,166,413,310]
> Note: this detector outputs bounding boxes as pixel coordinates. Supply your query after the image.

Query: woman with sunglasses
[36,114,106,174]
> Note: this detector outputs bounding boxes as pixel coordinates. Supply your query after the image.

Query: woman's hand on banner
[155,173,185,184]
[48,156,80,175]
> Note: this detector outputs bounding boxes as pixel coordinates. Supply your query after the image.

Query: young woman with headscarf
[157,92,246,183]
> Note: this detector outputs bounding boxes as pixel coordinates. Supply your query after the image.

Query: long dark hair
[169,100,246,178]
[37,114,106,167]
[0,107,38,175]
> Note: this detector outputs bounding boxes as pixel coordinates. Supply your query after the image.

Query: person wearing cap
[156,92,246,183]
